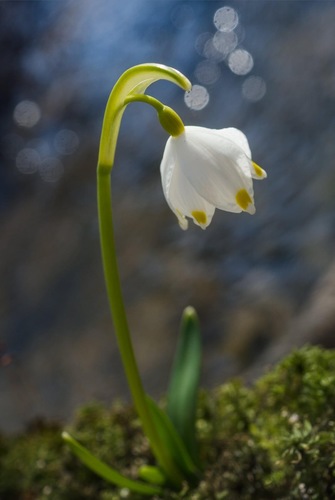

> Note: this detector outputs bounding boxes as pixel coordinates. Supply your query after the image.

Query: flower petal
[160,138,188,229]
[214,128,267,180]
[192,126,253,179]
[217,127,252,159]
[171,128,255,214]
[160,138,215,229]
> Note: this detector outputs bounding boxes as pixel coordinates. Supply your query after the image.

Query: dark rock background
[1,0,335,432]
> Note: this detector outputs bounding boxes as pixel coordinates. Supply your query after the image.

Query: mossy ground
[1,346,335,499]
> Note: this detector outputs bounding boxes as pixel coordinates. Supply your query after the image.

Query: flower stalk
[96,64,191,487]
[97,168,184,486]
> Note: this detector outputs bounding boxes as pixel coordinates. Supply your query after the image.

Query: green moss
[1,346,335,499]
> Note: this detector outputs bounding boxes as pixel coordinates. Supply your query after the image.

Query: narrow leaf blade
[146,396,200,483]
[62,432,162,496]
[167,306,202,461]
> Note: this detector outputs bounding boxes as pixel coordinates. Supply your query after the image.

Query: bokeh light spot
[194,32,213,56]
[213,6,239,33]
[242,76,267,102]
[13,100,41,128]
[204,37,224,62]
[184,85,210,111]
[203,37,225,62]
[228,49,254,75]
[213,31,238,57]
[54,129,80,155]
[39,157,64,183]
[195,61,221,85]
[16,148,41,175]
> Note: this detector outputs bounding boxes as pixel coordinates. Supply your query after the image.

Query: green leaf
[145,397,200,484]
[62,432,163,496]
[167,306,202,462]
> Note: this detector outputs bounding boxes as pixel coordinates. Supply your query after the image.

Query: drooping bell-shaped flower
[160,126,267,230]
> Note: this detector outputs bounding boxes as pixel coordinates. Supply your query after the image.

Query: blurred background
[1,0,335,432]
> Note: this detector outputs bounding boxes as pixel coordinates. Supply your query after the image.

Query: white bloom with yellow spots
[160,126,266,230]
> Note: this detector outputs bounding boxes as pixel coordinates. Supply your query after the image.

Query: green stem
[97,166,183,487]
[97,63,191,169]
[124,93,164,111]
[96,63,191,487]
[125,94,185,137]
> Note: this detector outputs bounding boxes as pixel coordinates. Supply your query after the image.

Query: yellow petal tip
[235,189,254,212]
[252,161,267,178]
[191,210,207,226]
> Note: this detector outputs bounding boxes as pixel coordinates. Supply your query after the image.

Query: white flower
[160,126,267,230]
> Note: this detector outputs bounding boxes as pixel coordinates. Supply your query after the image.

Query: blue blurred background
[1,0,335,432]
